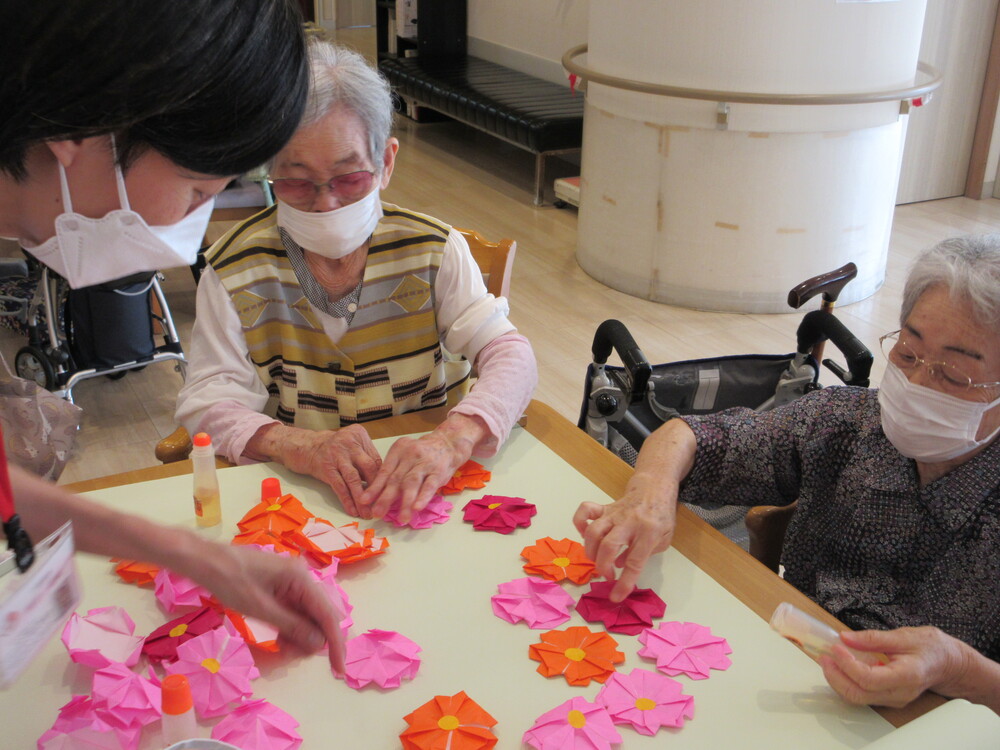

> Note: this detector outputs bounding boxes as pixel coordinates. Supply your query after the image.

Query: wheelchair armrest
[745,500,798,573]
[155,425,193,464]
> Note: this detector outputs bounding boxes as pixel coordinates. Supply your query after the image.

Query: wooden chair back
[745,500,798,572]
[456,227,516,299]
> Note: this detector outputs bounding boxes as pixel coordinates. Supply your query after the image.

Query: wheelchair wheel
[15,345,56,389]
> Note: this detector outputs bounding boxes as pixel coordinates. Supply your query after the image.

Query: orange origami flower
[291,519,389,567]
[521,537,598,584]
[237,494,314,534]
[400,691,498,750]
[111,558,160,586]
[231,528,301,557]
[529,626,624,686]
[439,460,491,495]
[225,610,280,653]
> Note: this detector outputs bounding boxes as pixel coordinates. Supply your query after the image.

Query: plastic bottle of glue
[161,673,197,745]
[191,432,221,527]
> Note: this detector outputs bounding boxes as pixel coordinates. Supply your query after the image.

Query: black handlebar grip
[591,319,652,399]
[787,262,858,309]
[795,310,873,386]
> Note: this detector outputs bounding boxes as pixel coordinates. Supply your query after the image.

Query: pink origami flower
[142,605,225,664]
[212,698,302,750]
[522,696,622,750]
[575,581,666,635]
[595,668,694,735]
[638,621,733,680]
[61,606,144,668]
[462,495,537,534]
[309,563,353,643]
[491,577,575,629]
[90,663,162,730]
[384,494,453,529]
[165,620,260,717]
[37,695,142,750]
[344,629,421,689]
[154,567,213,613]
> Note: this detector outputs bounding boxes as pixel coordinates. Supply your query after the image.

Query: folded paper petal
[211,698,302,750]
[575,581,666,635]
[110,559,159,587]
[226,610,281,653]
[384,495,453,529]
[344,629,421,689]
[309,564,353,643]
[38,695,143,750]
[237,494,314,534]
[400,690,498,750]
[522,696,622,750]
[153,567,213,613]
[231,528,302,556]
[439,460,491,495]
[637,621,733,680]
[90,663,161,730]
[297,518,388,566]
[462,495,537,534]
[528,626,624,686]
[143,606,225,664]
[492,577,575,629]
[61,607,144,668]
[521,538,598,584]
[595,667,694,735]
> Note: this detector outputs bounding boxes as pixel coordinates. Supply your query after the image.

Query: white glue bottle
[161,673,197,745]
[191,432,221,527]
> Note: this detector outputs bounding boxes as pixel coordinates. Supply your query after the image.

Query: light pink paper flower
[309,563,353,642]
[522,696,622,750]
[90,663,161,730]
[491,577,575,629]
[165,620,260,717]
[61,606,144,668]
[462,495,536,534]
[344,629,421,689]
[211,698,302,750]
[37,695,142,750]
[383,494,453,529]
[638,621,732,680]
[575,581,666,635]
[154,567,213,613]
[595,667,694,735]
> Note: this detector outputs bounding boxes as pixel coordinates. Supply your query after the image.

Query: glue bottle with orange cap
[191,432,221,527]
[161,673,197,745]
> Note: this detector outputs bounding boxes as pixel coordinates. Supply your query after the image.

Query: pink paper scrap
[595,667,694,735]
[462,494,537,534]
[91,663,162,730]
[491,576,575,629]
[522,696,622,750]
[61,606,144,668]
[383,494,453,529]
[154,567,213,613]
[343,629,421,690]
[638,621,732,680]
[38,695,143,750]
[212,698,302,750]
[165,620,260,717]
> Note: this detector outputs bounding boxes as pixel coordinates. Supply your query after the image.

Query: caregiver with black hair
[0,0,345,675]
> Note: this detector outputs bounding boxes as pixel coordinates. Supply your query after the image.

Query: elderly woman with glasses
[176,41,536,524]
[573,234,1000,714]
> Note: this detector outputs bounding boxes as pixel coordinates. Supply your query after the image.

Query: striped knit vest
[207,203,471,430]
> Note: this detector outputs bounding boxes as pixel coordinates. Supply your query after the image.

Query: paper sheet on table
[863,699,1000,749]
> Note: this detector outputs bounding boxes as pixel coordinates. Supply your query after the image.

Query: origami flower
[296,518,389,567]
[212,698,303,750]
[595,668,694,735]
[638,621,733,680]
[110,558,159,586]
[165,620,260,717]
[37,695,142,750]
[462,495,537,534]
[491,577,575,629]
[237,493,314,534]
[529,626,624,686]
[575,581,666,635]
[344,629,421,689]
[522,696,622,750]
[231,528,302,556]
[90,663,161,730]
[61,606,144,668]
[309,563,353,643]
[226,610,281,653]
[521,538,598,584]
[439,460,491,494]
[400,691,498,750]
[143,605,225,664]
[154,567,212,613]
[383,494,453,529]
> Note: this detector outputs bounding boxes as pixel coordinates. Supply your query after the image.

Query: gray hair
[901,234,1000,329]
[299,40,394,168]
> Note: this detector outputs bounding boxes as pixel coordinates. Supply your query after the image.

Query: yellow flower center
[201,658,221,673]
[266,503,282,512]
[635,697,656,711]
[487,502,502,510]
[169,623,188,638]
[552,556,571,568]
[567,709,587,729]
[437,715,460,731]
[564,647,586,662]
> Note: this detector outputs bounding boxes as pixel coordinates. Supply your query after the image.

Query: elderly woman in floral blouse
[574,234,1000,714]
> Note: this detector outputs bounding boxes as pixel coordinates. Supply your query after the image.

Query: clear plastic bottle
[161,673,197,745]
[191,432,221,527]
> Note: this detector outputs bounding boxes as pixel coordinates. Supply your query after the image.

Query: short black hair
[0,0,309,180]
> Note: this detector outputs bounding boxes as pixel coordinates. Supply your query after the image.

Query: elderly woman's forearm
[632,418,697,486]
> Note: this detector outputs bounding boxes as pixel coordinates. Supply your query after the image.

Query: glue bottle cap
[161,673,194,715]
[261,477,282,501]
[192,432,212,448]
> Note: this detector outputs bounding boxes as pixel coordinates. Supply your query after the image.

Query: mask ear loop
[108,134,132,211]
[55,162,74,214]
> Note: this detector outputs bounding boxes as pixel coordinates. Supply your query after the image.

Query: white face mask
[276,184,383,260]
[21,157,212,289]
[879,361,1000,463]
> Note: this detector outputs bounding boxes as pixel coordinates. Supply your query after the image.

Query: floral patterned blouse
[680,386,1000,661]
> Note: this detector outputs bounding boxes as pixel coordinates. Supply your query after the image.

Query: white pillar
[577,0,928,312]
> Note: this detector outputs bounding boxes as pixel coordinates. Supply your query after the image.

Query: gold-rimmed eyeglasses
[267,170,376,204]
[879,330,1000,395]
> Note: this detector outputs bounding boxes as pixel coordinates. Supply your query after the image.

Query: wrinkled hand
[201,544,346,676]
[819,627,963,709]
[573,471,678,603]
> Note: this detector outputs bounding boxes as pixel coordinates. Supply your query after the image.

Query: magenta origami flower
[383,494,453,529]
[638,621,732,680]
[37,695,142,750]
[462,495,537,534]
[522,696,622,750]
[153,567,212,613]
[343,629,421,689]
[165,620,260,717]
[575,581,666,635]
[90,663,161,730]
[61,606,144,668]
[491,577,575,629]
[595,667,694,735]
[212,698,303,750]
[142,605,224,664]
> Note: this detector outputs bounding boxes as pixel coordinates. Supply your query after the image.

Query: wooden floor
[7,27,1000,486]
